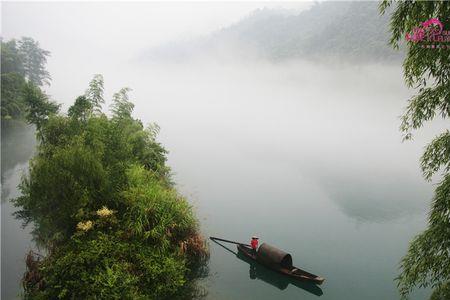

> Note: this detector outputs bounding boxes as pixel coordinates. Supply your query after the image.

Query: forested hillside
[144,1,402,63]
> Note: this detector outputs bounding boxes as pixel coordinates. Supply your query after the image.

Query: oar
[210,236,251,247]
[210,238,238,255]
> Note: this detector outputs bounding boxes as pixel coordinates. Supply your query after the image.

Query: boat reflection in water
[211,239,323,297]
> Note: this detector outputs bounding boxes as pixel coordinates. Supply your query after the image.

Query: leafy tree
[68,96,93,122]
[380,1,450,298]
[85,74,105,112]
[22,82,59,131]
[111,87,134,119]
[14,76,208,299]
[1,73,27,119]
[69,75,108,122]
[1,38,25,76]
[17,37,51,86]
[1,37,52,121]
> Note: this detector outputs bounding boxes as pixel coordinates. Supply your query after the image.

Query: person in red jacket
[250,236,259,256]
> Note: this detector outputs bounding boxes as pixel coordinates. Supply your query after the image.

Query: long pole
[210,236,251,247]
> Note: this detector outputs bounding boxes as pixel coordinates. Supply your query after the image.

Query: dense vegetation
[13,75,208,299]
[380,1,450,299]
[1,37,53,121]
[145,1,402,63]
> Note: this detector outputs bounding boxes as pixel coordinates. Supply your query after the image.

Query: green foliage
[396,174,450,297]
[15,103,168,244]
[430,281,450,300]
[17,37,51,86]
[111,87,134,119]
[400,85,449,141]
[123,165,198,247]
[1,37,52,121]
[68,96,94,122]
[1,73,27,119]
[1,37,51,86]
[380,1,450,298]
[15,132,110,243]
[22,82,59,131]
[25,231,189,300]
[15,75,208,299]
[1,38,25,75]
[421,131,450,180]
[85,74,105,112]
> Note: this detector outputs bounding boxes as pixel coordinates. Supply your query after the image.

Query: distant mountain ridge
[142,1,403,63]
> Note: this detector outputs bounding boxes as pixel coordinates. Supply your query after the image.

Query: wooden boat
[237,243,325,285]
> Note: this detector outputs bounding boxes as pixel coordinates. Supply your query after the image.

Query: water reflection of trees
[318,174,431,223]
[1,121,35,175]
[1,121,37,300]
[211,239,323,297]
[1,121,36,200]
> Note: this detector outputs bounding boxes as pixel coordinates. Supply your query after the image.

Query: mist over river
[131,60,436,300]
[2,59,440,299]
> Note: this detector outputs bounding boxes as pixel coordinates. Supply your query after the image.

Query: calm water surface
[1,123,36,300]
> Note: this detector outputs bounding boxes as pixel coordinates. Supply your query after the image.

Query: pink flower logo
[422,18,443,32]
[406,18,443,42]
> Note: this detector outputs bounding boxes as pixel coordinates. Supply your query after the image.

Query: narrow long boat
[237,243,325,285]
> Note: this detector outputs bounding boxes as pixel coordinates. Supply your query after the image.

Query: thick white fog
[3,1,445,223]
[124,60,442,222]
[2,1,443,223]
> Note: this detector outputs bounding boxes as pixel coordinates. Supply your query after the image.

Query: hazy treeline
[1,37,53,121]
[144,1,402,63]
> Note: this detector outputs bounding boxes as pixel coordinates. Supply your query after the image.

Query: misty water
[1,123,36,300]
[1,60,437,299]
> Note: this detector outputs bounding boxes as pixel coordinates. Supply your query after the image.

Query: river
[1,60,437,299]
[1,122,36,300]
